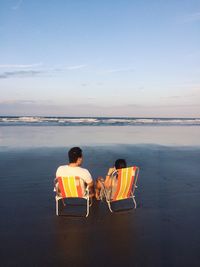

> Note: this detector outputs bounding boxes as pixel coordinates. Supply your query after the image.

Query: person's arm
[55,166,61,185]
[87,180,94,188]
[83,169,94,196]
[54,166,61,193]
[87,180,94,197]
[104,167,115,188]
[54,177,61,195]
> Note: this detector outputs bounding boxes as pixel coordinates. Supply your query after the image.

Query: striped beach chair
[55,176,91,217]
[104,166,139,212]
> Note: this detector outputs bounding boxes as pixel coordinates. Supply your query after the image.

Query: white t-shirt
[56,165,93,185]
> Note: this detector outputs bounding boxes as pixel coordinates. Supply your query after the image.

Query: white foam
[0,116,200,126]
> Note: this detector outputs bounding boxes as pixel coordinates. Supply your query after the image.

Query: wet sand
[0,145,200,266]
[1,125,200,148]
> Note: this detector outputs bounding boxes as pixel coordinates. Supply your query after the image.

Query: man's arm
[87,180,94,197]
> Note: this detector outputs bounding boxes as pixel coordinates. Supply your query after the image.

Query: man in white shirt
[55,147,94,197]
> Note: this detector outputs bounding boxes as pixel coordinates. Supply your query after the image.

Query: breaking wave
[0,116,200,126]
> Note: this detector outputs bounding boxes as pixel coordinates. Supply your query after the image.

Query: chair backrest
[57,176,85,198]
[112,166,139,201]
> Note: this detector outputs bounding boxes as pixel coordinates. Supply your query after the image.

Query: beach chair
[55,176,91,217]
[103,166,139,212]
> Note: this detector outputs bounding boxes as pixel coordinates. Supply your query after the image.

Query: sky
[0,0,200,117]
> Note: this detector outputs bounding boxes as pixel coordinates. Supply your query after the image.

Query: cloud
[0,100,37,105]
[0,101,199,117]
[105,67,134,73]
[161,95,181,99]
[0,63,43,69]
[0,62,87,78]
[97,82,103,86]
[12,0,23,10]
[66,64,87,70]
[0,63,86,76]
[0,70,43,79]
[182,12,200,22]
[81,83,88,87]
[186,50,200,59]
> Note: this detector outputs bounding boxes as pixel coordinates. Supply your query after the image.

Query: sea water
[0,116,200,126]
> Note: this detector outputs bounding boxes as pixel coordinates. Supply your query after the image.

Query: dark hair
[114,159,127,169]
[68,147,82,163]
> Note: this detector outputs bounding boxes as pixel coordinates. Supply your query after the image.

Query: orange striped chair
[104,166,139,212]
[55,176,90,217]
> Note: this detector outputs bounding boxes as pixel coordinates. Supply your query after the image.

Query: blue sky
[0,0,200,117]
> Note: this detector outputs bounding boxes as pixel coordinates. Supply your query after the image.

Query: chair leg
[132,196,137,209]
[130,192,137,209]
[89,197,93,207]
[86,197,89,217]
[56,199,59,216]
[107,201,113,213]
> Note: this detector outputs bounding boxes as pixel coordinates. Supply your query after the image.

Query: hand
[107,167,115,176]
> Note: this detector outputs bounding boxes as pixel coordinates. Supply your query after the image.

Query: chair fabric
[103,166,139,212]
[58,176,85,198]
[55,176,90,217]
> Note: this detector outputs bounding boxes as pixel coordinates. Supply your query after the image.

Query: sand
[1,125,200,148]
[0,126,200,266]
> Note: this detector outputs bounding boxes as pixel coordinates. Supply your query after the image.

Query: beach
[0,126,200,266]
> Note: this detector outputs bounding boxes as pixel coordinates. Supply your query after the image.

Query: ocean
[0,116,200,126]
